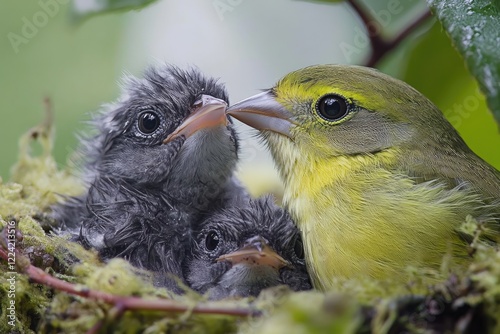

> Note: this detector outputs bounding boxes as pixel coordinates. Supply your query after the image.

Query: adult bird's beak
[226,90,295,137]
[216,235,289,269]
[163,94,228,144]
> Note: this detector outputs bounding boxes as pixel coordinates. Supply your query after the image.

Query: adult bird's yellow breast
[283,144,473,290]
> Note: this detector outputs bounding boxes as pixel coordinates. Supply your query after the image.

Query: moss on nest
[1,114,499,333]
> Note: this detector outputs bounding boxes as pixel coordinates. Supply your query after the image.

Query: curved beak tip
[216,237,289,269]
[226,91,294,137]
[163,95,228,144]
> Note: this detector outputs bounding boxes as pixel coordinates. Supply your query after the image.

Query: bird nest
[1,114,500,334]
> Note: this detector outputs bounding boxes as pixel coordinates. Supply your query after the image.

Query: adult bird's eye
[294,236,305,260]
[138,111,161,134]
[316,94,349,122]
[205,231,220,251]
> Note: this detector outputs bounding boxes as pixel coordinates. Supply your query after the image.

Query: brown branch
[347,0,433,67]
[0,247,260,325]
[346,0,387,51]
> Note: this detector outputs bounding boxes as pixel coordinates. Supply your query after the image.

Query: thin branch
[347,0,433,67]
[387,10,433,55]
[0,247,260,321]
[346,0,386,49]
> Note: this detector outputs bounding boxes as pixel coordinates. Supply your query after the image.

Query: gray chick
[54,65,247,287]
[187,197,312,300]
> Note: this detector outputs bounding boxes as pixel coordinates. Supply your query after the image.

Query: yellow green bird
[227,64,500,290]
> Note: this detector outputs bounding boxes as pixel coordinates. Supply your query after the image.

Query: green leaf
[71,0,159,20]
[401,22,500,169]
[427,0,500,127]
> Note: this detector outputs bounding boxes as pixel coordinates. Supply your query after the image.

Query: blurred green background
[1,0,499,189]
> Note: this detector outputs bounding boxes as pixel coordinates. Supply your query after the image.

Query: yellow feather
[271,135,474,289]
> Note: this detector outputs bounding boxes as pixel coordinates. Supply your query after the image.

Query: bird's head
[227,64,465,170]
[83,65,237,186]
[187,197,311,299]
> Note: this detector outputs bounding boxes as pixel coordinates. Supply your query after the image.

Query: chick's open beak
[216,235,289,270]
[164,94,228,144]
[226,90,294,137]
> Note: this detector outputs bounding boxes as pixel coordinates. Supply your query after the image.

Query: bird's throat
[280,147,400,214]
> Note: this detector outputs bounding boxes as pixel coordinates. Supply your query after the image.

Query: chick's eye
[316,94,349,122]
[294,237,305,260]
[138,111,160,134]
[205,231,220,251]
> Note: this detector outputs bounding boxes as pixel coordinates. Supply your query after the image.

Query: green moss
[0,181,40,219]
[85,259,149,296]
[241,292,362,334]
